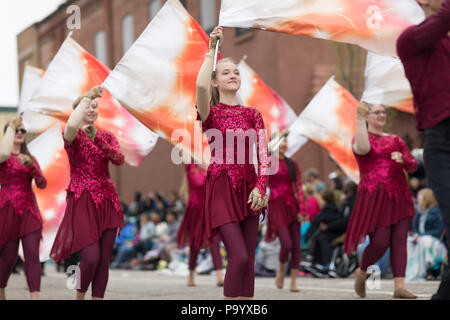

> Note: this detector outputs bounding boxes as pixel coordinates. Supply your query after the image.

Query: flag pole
[213,40,220,72]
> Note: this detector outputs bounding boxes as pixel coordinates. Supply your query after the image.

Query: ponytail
[284,157,297,182]
[210,71,220,106]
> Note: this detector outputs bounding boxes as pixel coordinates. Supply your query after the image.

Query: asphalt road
[3,265,440,300]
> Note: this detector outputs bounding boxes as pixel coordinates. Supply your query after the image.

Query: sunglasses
[15,129,27,135]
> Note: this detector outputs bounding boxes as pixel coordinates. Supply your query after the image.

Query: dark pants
[424,117,450,299]
[424,117,450,247]
[312,232,342,266]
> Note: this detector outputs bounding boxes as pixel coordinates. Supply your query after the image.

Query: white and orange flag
[362,52,414,114]
[103,0,211,164]
[104,0,299,164]
[27,36,158,166]
[286,77,360,183]
[219,0,424,57]
[18,65,57,134]
[28,123,69,262]
[238,60,297,135]
[237,59,306,155]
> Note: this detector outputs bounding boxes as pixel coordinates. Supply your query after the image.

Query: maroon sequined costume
[194,103,269,249]
[344,133,418,254]
[50,130,124,264]
[177,164,222,271]
[0,153,46,292]
[195,103,269,298]
[0,154,46,248]
[266,157,305,270]
[266,157,305,242]
[177,164,207,247]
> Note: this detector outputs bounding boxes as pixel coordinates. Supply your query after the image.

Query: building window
[121,14,134,54]
[94,30,108,65]
[149,0,162,21]
[200,0,216,34]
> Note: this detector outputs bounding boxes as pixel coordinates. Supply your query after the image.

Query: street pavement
[3,265,440,300]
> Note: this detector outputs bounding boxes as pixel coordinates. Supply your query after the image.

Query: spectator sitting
[410,148,427,190]
[334,167,352,186]
[406,188,448,281]
[134,211,171,270]
[152,211,168,238]
[325,181,358,237]
[152,210,182,265]
[255,224,281,277]
[305,168,327,193]
[328,172,344,210]
[303,189,343,277]
[155,200,167,219]
[128,191,147,216]
[143,191,158,212]
[129,212,156,266]
[167,191,185,216]
[304,183,323,221]
[111,216,138,269]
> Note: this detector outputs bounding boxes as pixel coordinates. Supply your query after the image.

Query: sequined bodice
[64,129,124,213]
[268,157,305,213]
[185,164,206,207]
[197,103,269,196]
[354,133,418,198]
[0,154,46,219]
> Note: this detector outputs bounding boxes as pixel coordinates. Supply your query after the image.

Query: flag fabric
[238,60,298,134]
[18,65,57,134]
[237,60,306,155]
[286,77,360,183]
[27,36,158,166]
[219,0,424,57]
[103,0,211,164]
[362,52,414,114]
[104,0,302,165]
[27,123,70,262]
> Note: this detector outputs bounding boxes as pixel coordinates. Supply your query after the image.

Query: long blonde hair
[210,57,238,106]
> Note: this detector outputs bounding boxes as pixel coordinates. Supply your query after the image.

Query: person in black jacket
[324,182,358,236]
[303,189,344,276]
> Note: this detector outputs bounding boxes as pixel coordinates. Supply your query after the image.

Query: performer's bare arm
[64,86,102,143]
[353,102,371,155]
[0,117,21,163]
[196,26,222,121]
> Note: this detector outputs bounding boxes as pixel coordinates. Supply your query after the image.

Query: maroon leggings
[189,234,222,271]
[77,228,117,298]
[278,222,301,269]
[360,217,411,278]
[217,215,259,298]
[0,230,42,292]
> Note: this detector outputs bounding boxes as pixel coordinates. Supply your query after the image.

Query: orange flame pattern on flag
[288,77,359,182]
[238,60,297,140]
[28,37,157,166]
[219,0,424,57]
[28,123,70,261]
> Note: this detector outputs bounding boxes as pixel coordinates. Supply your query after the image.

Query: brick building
[17,0,421,203]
